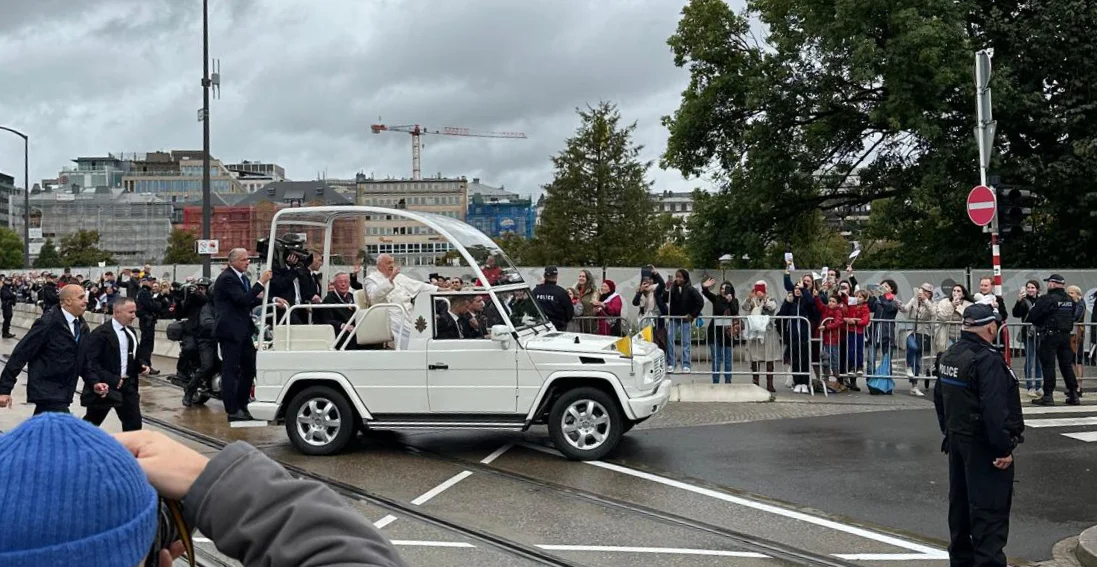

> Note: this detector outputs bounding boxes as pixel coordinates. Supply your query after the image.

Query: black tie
[72,319,80,343]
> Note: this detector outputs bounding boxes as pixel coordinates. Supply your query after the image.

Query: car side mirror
[489,324,511,346]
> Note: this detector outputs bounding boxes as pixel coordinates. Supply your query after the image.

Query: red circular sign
[967,185,996,226]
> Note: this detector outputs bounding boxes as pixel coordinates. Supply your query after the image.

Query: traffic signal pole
[975,50,1001,296]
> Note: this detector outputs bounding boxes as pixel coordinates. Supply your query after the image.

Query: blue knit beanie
[0,414,158,567]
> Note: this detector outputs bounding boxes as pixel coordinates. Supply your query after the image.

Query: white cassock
[364,271,438,349]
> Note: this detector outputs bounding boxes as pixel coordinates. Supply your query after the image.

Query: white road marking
[518,442,947,558]
[193,537,212,543]
[373,514,398,529]
[538,544,768,558]
[1024,417,1097,428]
[1023,405,1097,415]
[228,420,268,428]
[836,553,948,561]
[390,540,477,548]
[1063,431,1097,442]
[410,470,474,506]
[480,443,515,464]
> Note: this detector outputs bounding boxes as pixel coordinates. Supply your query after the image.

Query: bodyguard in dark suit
[81,297,148,431]
[0,285,90,414]
[213,248,272,422]
[135,277,160,374]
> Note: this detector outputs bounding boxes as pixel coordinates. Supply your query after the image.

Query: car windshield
[494,288,550,330]
[418,213,525,286]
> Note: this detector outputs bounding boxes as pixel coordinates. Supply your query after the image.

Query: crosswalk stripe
[1023,405,1097,415]
[1063,432,1097,442]
[1025,417,1097,428]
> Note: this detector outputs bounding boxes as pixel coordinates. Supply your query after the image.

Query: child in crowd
[819,294,847,392]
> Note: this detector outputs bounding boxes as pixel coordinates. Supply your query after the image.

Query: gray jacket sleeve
[182,441,407,567]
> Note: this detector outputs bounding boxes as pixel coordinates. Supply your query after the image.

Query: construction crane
[370,123,527,180]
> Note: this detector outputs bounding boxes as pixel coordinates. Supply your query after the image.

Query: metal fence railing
[567,314,1097,397]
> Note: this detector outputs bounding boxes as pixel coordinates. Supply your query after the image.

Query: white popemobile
[246,206,671,460]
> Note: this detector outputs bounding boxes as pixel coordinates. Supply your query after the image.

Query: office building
[226,160,287,194]
[56,155,129,192]
[121,151,245,201]
[0,171,17,228]
[355,174,467,266]
[655,190,695,222]
[466,178,534,238]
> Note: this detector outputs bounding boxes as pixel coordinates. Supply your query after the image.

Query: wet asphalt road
[613,403,1097,562]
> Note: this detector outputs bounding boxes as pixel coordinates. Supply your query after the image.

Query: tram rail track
[142,414,582,567]
[143,372,857,567]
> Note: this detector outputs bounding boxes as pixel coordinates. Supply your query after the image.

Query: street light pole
[0,126,30,269]
[200,0,212,278]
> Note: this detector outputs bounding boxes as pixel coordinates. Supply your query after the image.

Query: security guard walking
[933,303,1024,567]
[1027,274,1080,406]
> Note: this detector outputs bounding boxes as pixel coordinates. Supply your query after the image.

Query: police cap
[544,266,558,277]
[1044,273,1066,285]
[962,303,1001,327]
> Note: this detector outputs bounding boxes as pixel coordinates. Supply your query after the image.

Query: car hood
[522,331,658,357]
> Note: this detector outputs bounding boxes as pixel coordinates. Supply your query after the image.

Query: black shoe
[2,333,15,339]
[227,410,251,422]
[1032,397,1054,406]
[182,392,193,407]
[1066,396,1081,406]
[242,409,255,420]
[149,368,161,376]
[849,385,862,392]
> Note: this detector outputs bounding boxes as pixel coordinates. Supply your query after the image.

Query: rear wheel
[285,385,356,456]
[548,387,623,461]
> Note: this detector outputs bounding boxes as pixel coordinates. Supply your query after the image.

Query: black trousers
[790,339,811,386]
[1039,332,1078,398]
[2,304,11,335]
[184,340,219,395]
[139,321,156,367]
[83,385,143,431]
[947,434,1013,567]
[33,403,70,415]
[219,338,255,415]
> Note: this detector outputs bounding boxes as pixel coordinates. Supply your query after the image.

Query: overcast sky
[0,0,723,197]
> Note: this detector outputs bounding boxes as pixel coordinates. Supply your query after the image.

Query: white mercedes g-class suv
[246,206,671,461]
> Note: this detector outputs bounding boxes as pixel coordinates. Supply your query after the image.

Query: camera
[257,233,313,271]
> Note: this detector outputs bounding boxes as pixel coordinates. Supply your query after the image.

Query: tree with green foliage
[162,228,200,264]
[0,228,24,269]
[537,102,664,267]
[59,230,114,267]
[34,239,61,269]
[652,243,692,270]
[663,0,1097,269]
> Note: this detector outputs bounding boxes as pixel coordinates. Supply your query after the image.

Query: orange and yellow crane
[370,123,527,180]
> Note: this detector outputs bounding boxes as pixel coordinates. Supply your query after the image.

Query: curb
[1078,526,1097,567]
[670,383,773,403]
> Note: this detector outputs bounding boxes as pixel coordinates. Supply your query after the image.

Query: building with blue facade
[465,178,534,239]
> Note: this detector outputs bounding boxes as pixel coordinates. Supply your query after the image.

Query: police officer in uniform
[1026,274,1080,406]
[933,303,1024,567]
[533,266,572,332]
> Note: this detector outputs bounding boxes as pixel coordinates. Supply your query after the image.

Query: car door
[426,312,518,413]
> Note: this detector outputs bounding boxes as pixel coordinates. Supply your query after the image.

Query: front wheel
[548,387,623,461]
[285,385,357,456]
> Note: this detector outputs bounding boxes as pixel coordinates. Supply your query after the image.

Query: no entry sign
[967,185,996,226]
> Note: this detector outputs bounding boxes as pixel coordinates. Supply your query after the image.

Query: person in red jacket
[819,294,847,391]
[844,289,872,390]
[594,279,623,336]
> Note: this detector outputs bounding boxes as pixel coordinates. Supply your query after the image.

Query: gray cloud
[0,0,715,198]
